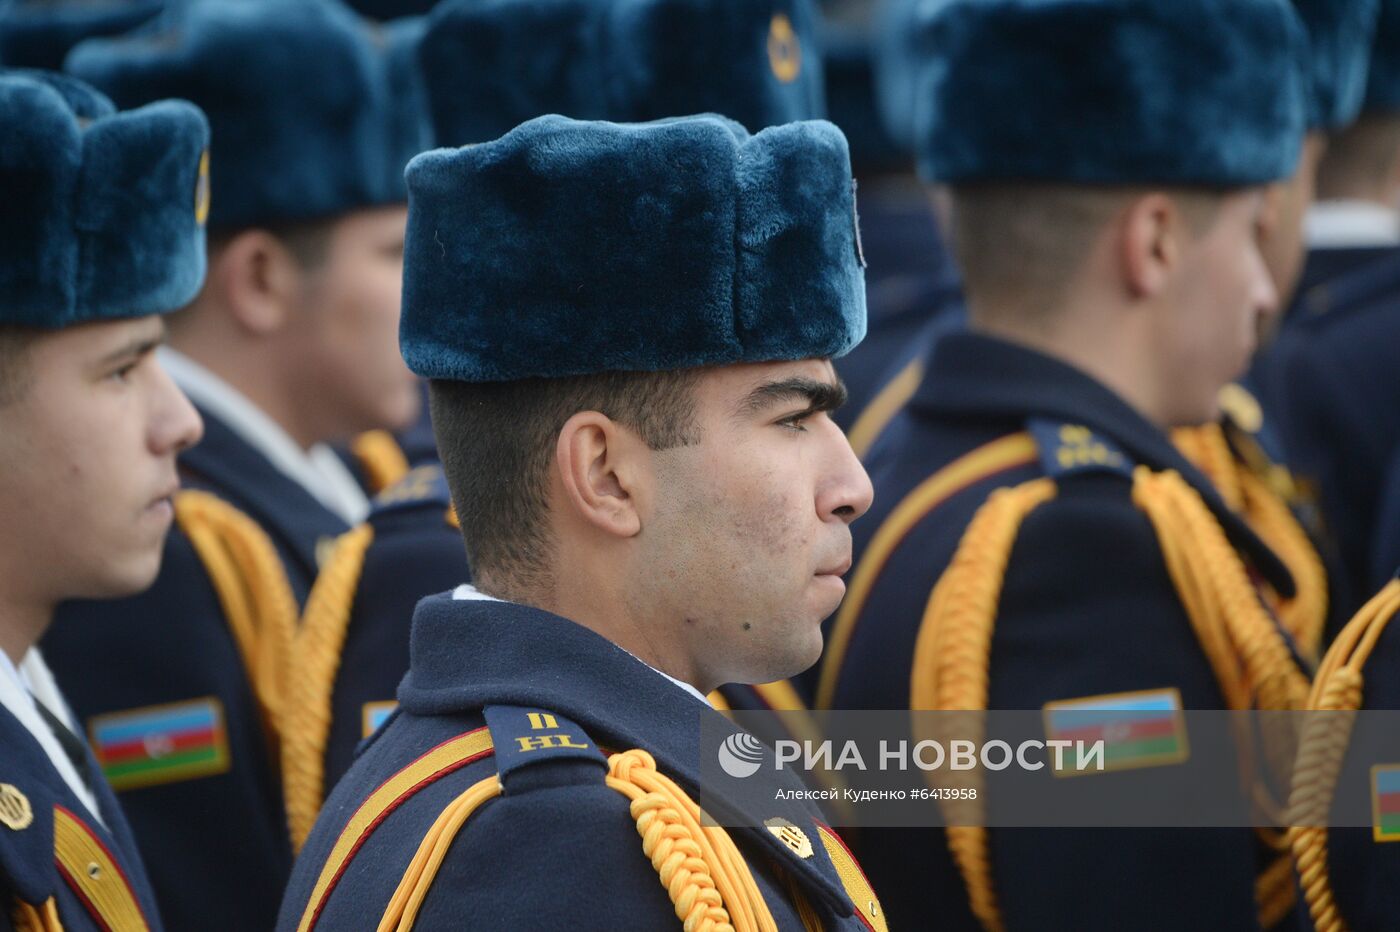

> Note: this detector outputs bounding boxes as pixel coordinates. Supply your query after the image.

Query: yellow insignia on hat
[764,816,813,858]
[194,150,211,227]
[767,13,801,84]
[0,783,33,831]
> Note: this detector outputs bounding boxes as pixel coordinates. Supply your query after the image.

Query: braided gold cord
[11,898,61,932]
[352,430,411,496]
[175,490,299,747]
[283,524,376,852]
[1288,579,1400,932]
[1173,424,1329,661]
[909,478,1057,932]
[607,749,777,932]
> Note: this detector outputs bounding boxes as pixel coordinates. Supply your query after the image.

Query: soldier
[1261,0,1400,602]
[1167,0,1382,660]
[278,112,883,930]
[280,0,831,845]
[815,0,1313,928]
[0,69,206,930]
[37,1,431,928]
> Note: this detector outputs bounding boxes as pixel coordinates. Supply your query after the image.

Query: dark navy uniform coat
[1373,450,1400,584]
[818,331,1304,931]
[1254,245,1400,602]
[277,595,887,931]
[0,703,164,931]
[41,406,351,932]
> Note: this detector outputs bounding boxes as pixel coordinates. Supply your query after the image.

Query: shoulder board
[370,464,452,518]
[482,706,607,793]
[1027,418,1134,480]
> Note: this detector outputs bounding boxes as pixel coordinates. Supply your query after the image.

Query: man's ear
[554,410,645,539]
[1118,192,1181,300]
[208,229,304,337]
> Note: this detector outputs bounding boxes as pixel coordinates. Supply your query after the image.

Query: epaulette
[482,706,608,794]
[1027,418,1134,480]
[368,463,453,520]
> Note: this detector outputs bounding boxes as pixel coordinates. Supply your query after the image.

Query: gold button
[87,862,102,880]
[0,784,32,831]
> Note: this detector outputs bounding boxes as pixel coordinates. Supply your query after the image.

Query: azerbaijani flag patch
[1372,765,1400,842]
[1043,688,1188,776]
[361,701,398,738]
[89,697,230,792]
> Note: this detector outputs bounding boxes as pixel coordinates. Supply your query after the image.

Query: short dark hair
[946,182,1227,322]
[1317,114,1400,201]
[430,368,701,595]
[0,324,40,406]
[208,216,335,270]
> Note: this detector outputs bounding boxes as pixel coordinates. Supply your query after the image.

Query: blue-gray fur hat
[908,0,1309,186]
[1364,0,1400,111]
[0,0,162,70]
[65,0,432,228]
[1292,0,1381,129]
[418,0,824,146]
[820,10,907,170]
[401,114,866,383]
[0,69,208,328]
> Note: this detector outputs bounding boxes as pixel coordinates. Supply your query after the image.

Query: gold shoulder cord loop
[1173,424,1329,661]
[607,749,777,932]
[352,430,411,496]
[283,524,377,852]
[11,898,62,932]
[175,490,298,749]
[1289,579,1400,932]
[909,477,1057,932]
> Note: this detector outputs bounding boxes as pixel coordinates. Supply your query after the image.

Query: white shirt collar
[0,647,104,824]
[1304,200,1400,249]
[450,584,713,707]
[159,348,369,525]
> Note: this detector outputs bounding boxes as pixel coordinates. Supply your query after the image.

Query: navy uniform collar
[179,405,350,580]
[399,595,858,919]
[913,330,1295,597]
[0,703,149,910]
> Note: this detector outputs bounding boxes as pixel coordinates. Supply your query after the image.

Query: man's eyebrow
[735,376,848,419]
[97,322,167,367]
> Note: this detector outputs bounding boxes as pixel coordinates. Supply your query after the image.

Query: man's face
[0,316,202,605]
[289,204,421,440]
[630,358,873,685]
[1159,190,1280,425]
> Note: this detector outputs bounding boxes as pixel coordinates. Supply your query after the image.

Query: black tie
[33,699,96,798]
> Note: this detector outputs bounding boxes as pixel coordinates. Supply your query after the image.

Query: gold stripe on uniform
[53,806,151,931]
[296,728,495,932]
